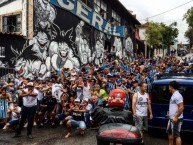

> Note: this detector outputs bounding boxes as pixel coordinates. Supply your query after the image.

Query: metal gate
[0,68,15,83]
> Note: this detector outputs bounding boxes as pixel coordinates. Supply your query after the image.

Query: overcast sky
[120,0,193,43]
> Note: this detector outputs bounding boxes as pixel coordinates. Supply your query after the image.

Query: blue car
[149,75,193,135]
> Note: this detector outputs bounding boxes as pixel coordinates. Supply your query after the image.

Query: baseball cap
[27,82,34,87]
[74,98,80,103]
[83,98,89,102]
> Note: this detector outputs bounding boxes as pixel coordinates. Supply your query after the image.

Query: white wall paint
[0,0,22,15]
[138,27,147,41]
[0,0,28,36]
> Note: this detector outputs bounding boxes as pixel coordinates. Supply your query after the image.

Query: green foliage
[161,22,179,48]
[184,7,193,45]
[184,7,193,28]
[145,22,179,48]
[146,22,163,46]
[185,27,193,45]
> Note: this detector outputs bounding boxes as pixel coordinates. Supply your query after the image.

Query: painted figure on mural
[125,36,133,57]
[11,45,48,79]
[75,21,92,65]
[51,29,80,70]
[34,0,56,29]
[29,26,50,61]
[114,37,122,59]
[92,34,105,65]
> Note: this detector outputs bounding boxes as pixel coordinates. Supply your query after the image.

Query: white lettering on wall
[76,1,90,24]
[113,26,120,37]
[92,12,103,31]
[104,22,112,35]
[57,0,75,11]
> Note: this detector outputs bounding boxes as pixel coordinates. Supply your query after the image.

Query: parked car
[149,74,193,135]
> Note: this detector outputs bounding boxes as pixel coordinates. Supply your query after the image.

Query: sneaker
[34,122,37,126]
[59,121,63,125]
[3,125,7,130]
[51,122,55,127]
[12,133,21,138]
[24,123,28,128]
[27,134,33,139]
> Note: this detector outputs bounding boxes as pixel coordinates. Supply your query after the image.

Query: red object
[108,89,127,107]
[100,129,140,139]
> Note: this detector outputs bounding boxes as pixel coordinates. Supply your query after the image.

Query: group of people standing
[0,54,185,145]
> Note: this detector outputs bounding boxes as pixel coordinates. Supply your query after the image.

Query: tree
[184,7,193,46]
[145,21,178,56]
[184,7,193,28]
[184,27,193,47]
[146,22,163,46]
[161,22,179,48]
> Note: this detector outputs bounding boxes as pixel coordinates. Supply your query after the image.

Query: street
[0,126,192,145]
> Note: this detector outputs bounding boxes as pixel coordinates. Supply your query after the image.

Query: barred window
[112,10,121,26]
[2,14,21,33]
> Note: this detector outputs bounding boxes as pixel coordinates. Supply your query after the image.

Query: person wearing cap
[38,91,57,127]
[13,82,38,139]
[98,72,117,94]
[65,98,86,138]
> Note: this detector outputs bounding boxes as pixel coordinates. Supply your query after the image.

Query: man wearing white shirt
[167,81,184,145]
[13,82,38,139]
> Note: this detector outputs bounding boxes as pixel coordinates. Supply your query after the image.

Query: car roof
[153,79,193,85]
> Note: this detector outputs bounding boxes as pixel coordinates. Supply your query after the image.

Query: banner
[50,0,125,37]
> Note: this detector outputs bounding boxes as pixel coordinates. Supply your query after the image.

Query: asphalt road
[0,125,192,145]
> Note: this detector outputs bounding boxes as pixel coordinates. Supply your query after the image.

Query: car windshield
[151,84,193,105]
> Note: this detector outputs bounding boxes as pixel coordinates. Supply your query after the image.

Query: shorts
[8,119,19,126]
[70,119,86,130]
[36,100,42,112]
[166,118,183,138]
[134,115,148,131]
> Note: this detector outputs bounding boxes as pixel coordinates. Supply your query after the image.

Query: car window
[151,85,193,105]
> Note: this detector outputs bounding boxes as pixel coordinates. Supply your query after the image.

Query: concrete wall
[0,0,22,15]
[0,0,28,36]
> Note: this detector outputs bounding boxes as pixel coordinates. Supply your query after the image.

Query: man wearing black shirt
[38,91,57,126]
[65,98,86,138]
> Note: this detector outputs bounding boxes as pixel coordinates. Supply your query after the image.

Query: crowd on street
[0,53,187,144]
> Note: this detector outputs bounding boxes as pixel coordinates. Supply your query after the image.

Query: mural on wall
[0,0,130,79]
[114,37,123,59]
[124,36,134,57]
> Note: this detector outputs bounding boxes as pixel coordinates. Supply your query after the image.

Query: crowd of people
[0,53,188,143]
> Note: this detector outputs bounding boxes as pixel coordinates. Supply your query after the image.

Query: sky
[119,0,193,44]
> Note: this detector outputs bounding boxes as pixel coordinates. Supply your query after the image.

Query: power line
[140,0,193,21]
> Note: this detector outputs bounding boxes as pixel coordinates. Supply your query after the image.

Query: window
[0,47,5,58]
[112,10,121,26]
[2,14,21,33]
[94,0,107,19]
[151,84,193,105]
[81,0,93,8]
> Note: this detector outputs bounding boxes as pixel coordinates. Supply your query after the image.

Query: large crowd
[0,53,189,143]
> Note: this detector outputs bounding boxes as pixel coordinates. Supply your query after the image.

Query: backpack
[108,89,127,108]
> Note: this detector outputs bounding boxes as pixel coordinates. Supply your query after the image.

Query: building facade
[0,0,140,79]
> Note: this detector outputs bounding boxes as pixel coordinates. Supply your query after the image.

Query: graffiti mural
[0,0,131,79]
[114,37,123,59]
[125,36,134,57]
